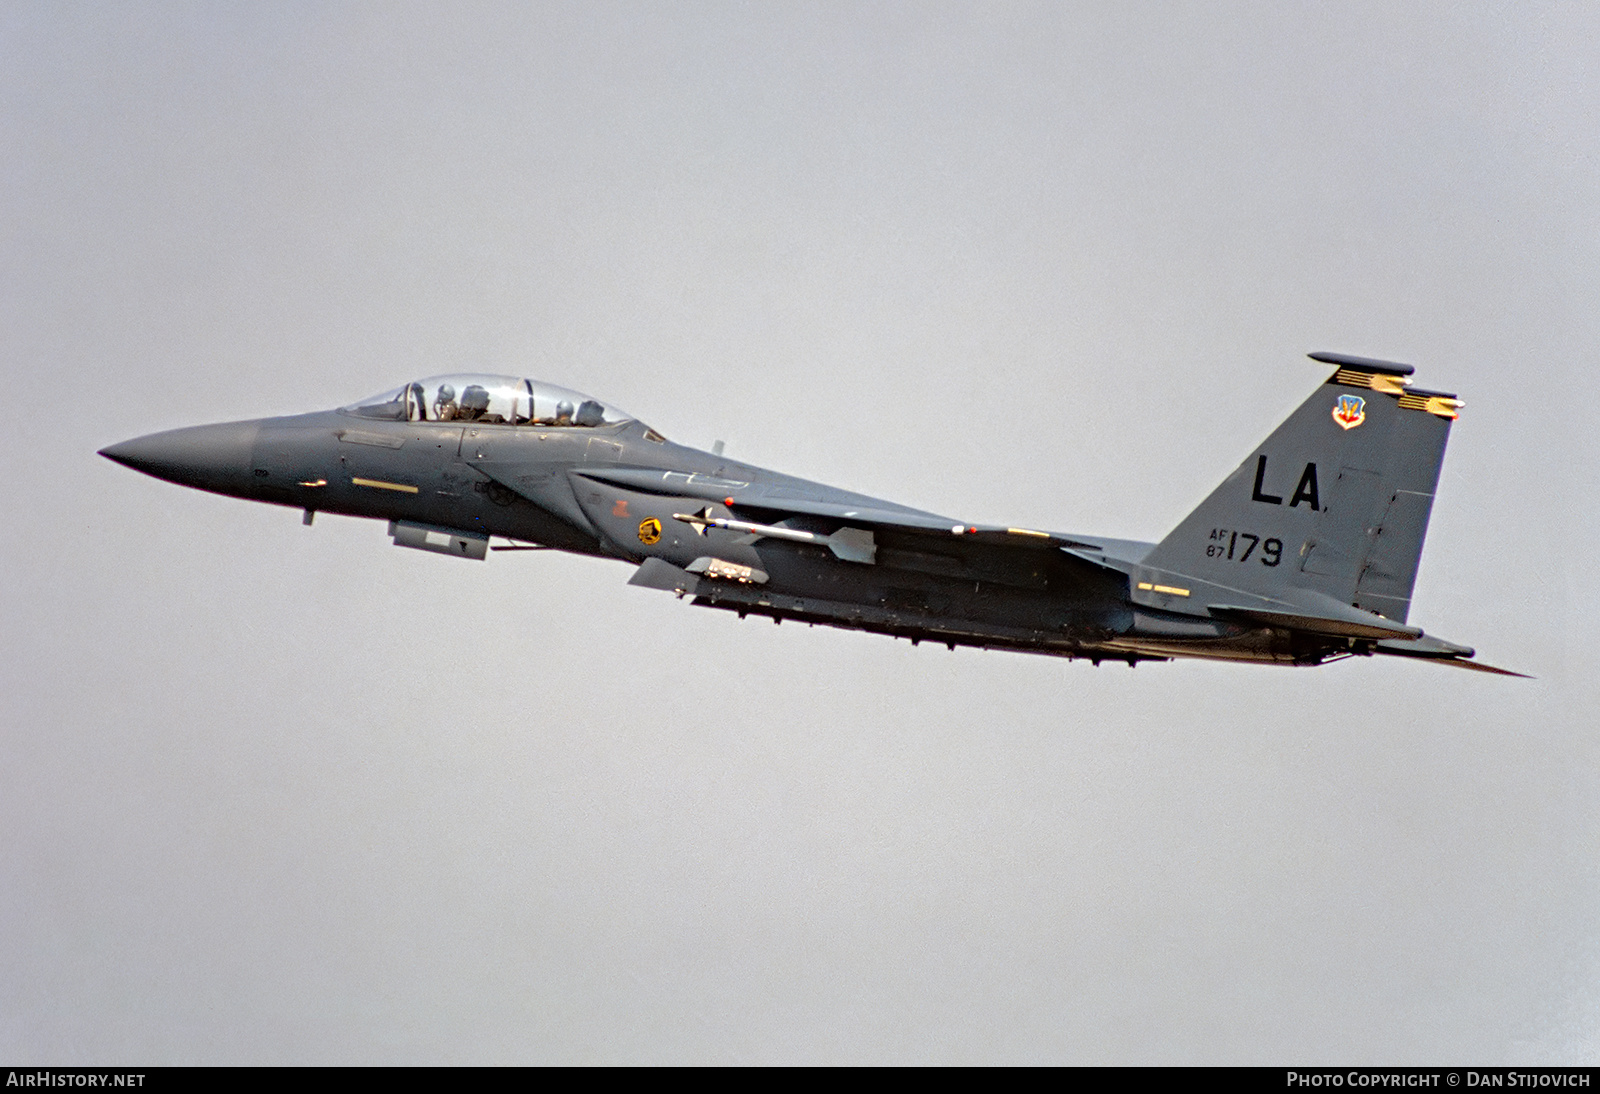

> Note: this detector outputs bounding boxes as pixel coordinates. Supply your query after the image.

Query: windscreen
[343,375,631,427]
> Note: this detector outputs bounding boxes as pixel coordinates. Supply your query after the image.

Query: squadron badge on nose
[637,517,662,545]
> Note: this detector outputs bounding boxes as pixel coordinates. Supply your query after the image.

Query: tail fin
[1134,352,1462,627]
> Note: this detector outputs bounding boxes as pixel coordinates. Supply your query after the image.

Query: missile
[671,507,876,564]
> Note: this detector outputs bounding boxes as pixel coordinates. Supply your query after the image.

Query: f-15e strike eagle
[100,351,1521,675]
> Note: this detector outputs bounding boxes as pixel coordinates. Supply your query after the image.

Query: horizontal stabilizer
[1415,658,1532,678]
[1373,634,1531,677]
[1374,634,1474,658]
[1209,591,1422,641]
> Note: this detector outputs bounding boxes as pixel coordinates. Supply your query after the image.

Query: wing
[571,465,1104,550]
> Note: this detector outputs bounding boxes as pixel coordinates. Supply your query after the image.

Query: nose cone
[100,420,263,497]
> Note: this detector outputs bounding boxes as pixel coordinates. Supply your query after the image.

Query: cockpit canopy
[342,374,632,428]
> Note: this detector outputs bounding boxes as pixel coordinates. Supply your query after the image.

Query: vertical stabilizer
[1133,354,1460,624]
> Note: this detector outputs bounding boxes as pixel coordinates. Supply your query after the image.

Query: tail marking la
[1251,455,1320,510]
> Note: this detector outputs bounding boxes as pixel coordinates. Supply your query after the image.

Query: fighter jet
[99,351,1521,674]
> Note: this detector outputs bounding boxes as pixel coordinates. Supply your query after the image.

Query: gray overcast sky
[2,2,1597,1064]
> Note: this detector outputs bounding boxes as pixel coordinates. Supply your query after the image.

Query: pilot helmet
[435,383,456,404]
[575,399,605,427]
[556,400,575,420]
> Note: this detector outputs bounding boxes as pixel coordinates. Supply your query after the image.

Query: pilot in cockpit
[457,385,493,422]
[433,384,459,421]
[343,376,629,430]
[575,399,605,427]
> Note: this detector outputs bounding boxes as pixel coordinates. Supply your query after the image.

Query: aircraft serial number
[1206,529,1282,566]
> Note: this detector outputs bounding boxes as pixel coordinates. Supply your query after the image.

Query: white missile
[671,507,876,564]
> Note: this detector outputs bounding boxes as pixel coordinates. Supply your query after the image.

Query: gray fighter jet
[100,351,1521,674]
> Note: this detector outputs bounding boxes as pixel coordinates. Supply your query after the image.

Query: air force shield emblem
[1333,393,1366,430]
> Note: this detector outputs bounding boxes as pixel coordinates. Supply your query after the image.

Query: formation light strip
[1137,582,1191,597]
[352,477,419,494]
